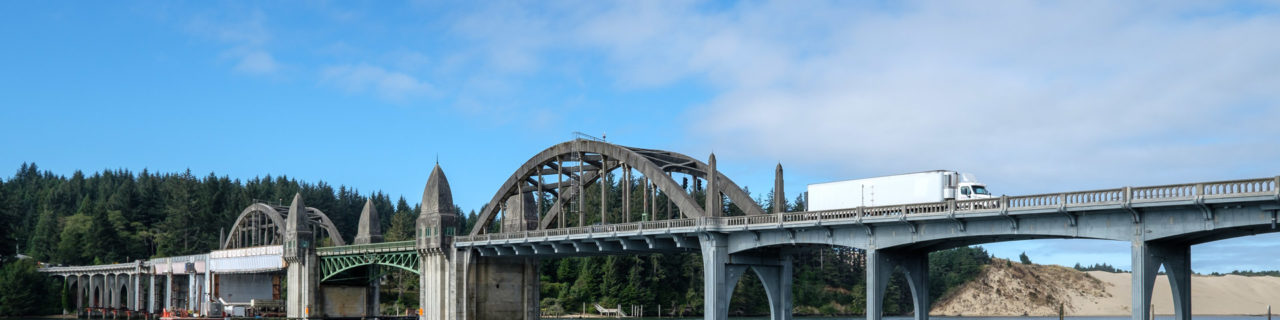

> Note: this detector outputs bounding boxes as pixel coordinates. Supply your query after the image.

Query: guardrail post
[999,195,1016,230]
[1274,176,1280,200]
[947,199,965,232]
[1123,187,1141,223]
[898,205,916,233]
[1196,183,1205,197]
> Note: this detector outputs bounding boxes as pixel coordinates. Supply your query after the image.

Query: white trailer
[807,170,991,211]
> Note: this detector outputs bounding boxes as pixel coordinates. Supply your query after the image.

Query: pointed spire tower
[705,153,719,217]
[283,193,319,319]
[354,199,383,245]
[284,193,313,261]
[774,163,785,213]
[417,164,459,252]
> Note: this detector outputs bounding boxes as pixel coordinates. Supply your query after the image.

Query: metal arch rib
[223,203,287,249]
[222,203,347,249]
[306,207,347,246]
[469,139,768,235]
[625,146,765,216]
[470,139,703,235]
[658,149,767,217]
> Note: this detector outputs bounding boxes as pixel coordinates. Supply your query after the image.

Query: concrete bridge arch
[223,202,346,249]
[469,139,765,235]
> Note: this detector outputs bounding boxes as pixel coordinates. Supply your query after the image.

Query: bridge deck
[454,176,1280,249]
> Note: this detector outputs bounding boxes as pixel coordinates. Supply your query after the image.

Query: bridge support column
[451,248,473,320]
[76,276,84,311]
[751,255,793,320]
[285,254,319,319]
[108,275,116,309]
[466,257,539,320]
[133,274,142,311]
[165,270,172,311]
[147,274,155,314]
[1131,241,1191,320]
[188,272,196,313]
[866,249,929,320]
[421,252,451,320]
[699,233,748,320]
[366,265,380,319]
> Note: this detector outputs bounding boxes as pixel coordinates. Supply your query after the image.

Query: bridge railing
[1131,183,1197,200]
[454,218,705,242]
[1008,193,1059,209]
[317,240,415,256]
[453,175,1279,243]
[1063,188,1125,205]
[955,197,1001,210]
[1203,177,1277,197]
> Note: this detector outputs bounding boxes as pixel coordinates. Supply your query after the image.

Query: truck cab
[957,183,992,200]
[953,172,992,200]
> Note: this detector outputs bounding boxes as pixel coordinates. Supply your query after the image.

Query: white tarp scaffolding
[208,245,284,274]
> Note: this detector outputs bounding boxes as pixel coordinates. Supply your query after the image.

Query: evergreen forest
[0,163,993,316]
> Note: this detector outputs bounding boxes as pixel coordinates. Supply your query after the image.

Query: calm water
[544,317,1273,320]
[7,317,1272,320]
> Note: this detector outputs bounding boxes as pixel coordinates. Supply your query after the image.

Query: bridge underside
[455,194,1279,320]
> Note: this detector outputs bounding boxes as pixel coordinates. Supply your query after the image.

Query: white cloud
[436,1,1280,269]
[320,64,435,102]
[187,8,281,76]
[440,2,1280,191]
[233,50,278,75]
[552,1,1280,192]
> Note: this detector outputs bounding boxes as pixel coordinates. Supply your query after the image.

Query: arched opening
[118,281,129,309]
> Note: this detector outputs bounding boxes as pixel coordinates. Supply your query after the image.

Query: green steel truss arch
[317,241,419,282]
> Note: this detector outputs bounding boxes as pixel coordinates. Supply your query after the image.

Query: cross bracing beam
[538,160,622,229]
[534,165,603,177]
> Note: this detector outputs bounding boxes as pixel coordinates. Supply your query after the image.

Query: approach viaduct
[41,139,1280,320]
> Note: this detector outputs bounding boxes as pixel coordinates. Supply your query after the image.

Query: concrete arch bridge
[42,139,1280,320]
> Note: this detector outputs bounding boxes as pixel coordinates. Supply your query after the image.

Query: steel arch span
[469,139,765,236]
[318,251,420,282]
[223,202,347,249]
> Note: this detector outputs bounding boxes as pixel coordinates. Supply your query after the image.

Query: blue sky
[3,1,1280,273]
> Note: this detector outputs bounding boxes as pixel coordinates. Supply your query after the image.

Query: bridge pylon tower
[417,164,461,320]
[284,193,320,319]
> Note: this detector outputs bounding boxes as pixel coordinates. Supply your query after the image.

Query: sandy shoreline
[932,260,1280,317]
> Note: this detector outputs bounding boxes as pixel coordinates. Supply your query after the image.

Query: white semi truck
[807,170,992,211]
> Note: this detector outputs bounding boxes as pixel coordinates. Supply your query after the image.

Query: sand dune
[931,259,1280,316]
[1086,271,1280,316]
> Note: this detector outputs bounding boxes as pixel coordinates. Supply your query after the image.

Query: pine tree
[25,209,58,261]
